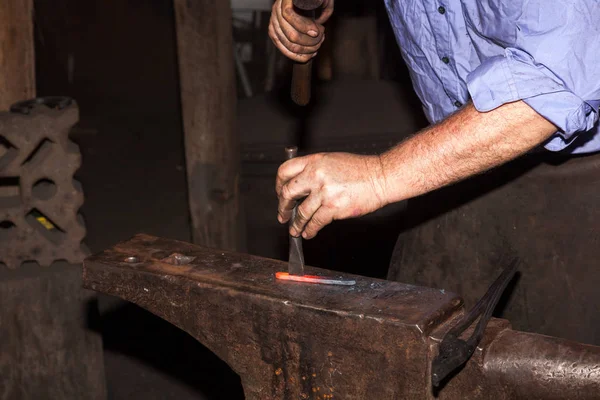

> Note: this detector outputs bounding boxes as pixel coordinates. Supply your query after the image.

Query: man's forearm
[379,101,558,204]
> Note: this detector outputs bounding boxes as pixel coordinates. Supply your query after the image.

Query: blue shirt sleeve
[465,1,600,150]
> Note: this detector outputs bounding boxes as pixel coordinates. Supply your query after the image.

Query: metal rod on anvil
[275,272,356,286]
[83,234,600,399]
[279,147,355,285]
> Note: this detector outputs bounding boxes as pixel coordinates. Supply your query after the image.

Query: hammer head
[293,0,325,11]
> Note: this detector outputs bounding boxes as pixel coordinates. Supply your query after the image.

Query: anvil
[83,235,600,399]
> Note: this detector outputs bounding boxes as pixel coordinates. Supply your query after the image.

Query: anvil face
[83,234,462,399]
[83,235,600,399]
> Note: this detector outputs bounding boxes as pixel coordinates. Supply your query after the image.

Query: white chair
[231,0,276,97]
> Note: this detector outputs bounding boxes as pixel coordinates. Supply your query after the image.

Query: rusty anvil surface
[83,235,600,399]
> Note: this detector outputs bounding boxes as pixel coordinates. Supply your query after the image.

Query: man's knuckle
[277,164,288,178]
[281,185,294,200]
[320,184,332,198]
[331,197,346,209]
[296,207,308,222]
[290,43,306,54]
[314,167,325,180]
[288,30,300,43]
[311,214,324,227]
[324,194,343,209]
[282,6,295,19]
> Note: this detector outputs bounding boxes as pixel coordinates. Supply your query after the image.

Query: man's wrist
[365,154,391,209]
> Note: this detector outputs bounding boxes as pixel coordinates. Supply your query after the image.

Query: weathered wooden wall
[0,265,107,400]
[173,0,241,251]
[0,0,36,109]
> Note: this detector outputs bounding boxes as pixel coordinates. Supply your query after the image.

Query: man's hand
[268,0,334,63]
[275,101,557,240]
[276,152,388,239]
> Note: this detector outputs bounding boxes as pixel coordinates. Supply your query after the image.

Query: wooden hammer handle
[291,60,313,106]
[290,2,319,106]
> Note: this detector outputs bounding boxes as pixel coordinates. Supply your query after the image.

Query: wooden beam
[173,0,241,250]
[0,0,35,110]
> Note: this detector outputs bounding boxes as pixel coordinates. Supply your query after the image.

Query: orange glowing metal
[275,272,356,286]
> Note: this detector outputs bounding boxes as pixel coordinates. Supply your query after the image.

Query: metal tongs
[431,259,519,387]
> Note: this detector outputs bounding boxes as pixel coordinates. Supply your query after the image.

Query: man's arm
[379,100,557,203]
[276,100,557,239]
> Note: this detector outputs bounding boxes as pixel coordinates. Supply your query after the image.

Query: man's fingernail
[312,52,318,58]
[278,215,283,223]
[302,232,308,239]
[290,228,298,236]
[308,30,318,37]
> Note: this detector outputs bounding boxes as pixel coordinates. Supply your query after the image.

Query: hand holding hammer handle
[291,0,325,106]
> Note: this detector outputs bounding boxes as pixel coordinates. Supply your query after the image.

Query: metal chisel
[285,146,306,276]
[276,147,356,286]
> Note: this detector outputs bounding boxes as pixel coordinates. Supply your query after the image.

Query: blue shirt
[384,0,600,153]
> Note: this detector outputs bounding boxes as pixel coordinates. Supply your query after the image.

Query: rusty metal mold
[0,97,88,268]
[83,235,600,399]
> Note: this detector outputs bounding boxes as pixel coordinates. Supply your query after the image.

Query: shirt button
[438,6,446,14]
[454,101,463,108]
[442,56,450,64]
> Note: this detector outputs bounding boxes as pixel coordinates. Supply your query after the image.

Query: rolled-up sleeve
[466,2,600,150]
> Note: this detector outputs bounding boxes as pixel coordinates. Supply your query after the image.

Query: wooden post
[173,0,240,250]
[0,0,36,110]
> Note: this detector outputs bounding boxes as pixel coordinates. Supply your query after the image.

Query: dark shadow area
[397,149,578,236]
[87,299,245,400]
[0,176,21,208]
[303,213,405,279]
[432,363,466,398]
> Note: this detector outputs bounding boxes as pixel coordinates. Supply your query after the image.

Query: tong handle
[431,259,519,387]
